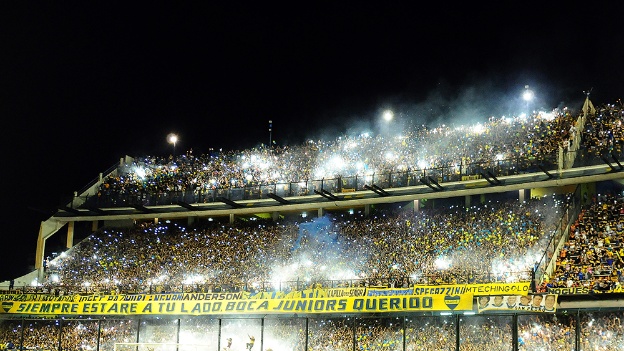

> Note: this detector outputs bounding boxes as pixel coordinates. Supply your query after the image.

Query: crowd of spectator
[517,314,576,350]
[91,104,586,207]
[579,312,624,350]
[0,319,136,351]
[547,192,624,292]
[37,195,565,294]
[0,194,570,350]
[581,100,624,159]
[4,99,624,350]
[3,312,621,350]
[0,312,624,351]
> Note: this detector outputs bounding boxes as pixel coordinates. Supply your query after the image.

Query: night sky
[2,3,623,281]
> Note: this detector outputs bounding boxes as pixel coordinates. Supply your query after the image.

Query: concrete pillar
[92,220,98,232]
[66,221,75,249]
[519,189,525,203]
[35,224,46,270]
[365,204,370,217]
[230,213,235,224]
[413,199,420,212]
[272,211,279,221]
[465,195,471,208]
[318,208,324,217]
[187,216,196,226]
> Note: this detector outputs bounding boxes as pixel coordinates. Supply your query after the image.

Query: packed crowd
[39,196,564,294]
[581,100,624,159]
[5,100,624,351]
[579,312,624,350]
[0,319,136,351]
[2,311,622,350]
[91,104,585,207]
[517,314,576,350]
[547,192,624,292]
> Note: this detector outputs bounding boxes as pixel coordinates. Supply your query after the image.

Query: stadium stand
[1,96,623,350]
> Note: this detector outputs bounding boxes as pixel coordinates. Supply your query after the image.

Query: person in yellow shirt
[246,335,256,350]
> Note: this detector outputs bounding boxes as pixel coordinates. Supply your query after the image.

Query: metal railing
[73,153,565,209]
[3,270,532,296]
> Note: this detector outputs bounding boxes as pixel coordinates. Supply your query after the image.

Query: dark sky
[1,3,623,281]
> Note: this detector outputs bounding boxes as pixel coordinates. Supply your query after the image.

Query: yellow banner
[0,294,473,316]
[412,282,530,296]
[477,294,558,313]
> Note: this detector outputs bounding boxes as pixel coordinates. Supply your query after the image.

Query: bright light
[383,110,394,122]
[410,272,422,282]
[329,270,358,281]
[471,123,485,134]
[435,257,451,270]
[167,133,178,145]
[344,141,358,150]
[523,85,534,102]
[133,166,146,179]
[167,133,179,156]
[271,266,296,286]
[329,155,345,169]
[182,274,205,285]
[540,111,555,121]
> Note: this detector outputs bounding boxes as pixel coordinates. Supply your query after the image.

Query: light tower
[383,110,394,122]
[268,120,273,148]
[167,133,178,158]
[523,85,534,115]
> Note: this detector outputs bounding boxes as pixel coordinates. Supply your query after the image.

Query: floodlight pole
[167,133,178,159]
[268,120,273,148]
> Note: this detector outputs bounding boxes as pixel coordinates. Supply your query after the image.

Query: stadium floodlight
[383,109,393,122]
[522,85,534,102]
[523,85,534,115]
[167,133,178,157]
